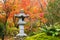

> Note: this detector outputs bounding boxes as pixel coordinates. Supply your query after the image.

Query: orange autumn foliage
[0,0,47,27]
[4,0,47,19]
[41,18,48,24]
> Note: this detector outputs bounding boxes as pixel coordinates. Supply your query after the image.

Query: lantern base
[16,33,27,37]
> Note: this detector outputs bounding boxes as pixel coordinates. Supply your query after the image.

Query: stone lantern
[15,9,29,37]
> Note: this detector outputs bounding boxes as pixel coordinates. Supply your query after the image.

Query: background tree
[0,0,47,39]
[45,0,60,26]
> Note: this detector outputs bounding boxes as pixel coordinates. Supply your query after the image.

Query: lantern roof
[15,9,29,18]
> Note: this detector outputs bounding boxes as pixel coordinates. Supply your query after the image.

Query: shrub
[40,23,60,36]
[0,22,4,37]
[6,27,19,36]
[25,33,60,40]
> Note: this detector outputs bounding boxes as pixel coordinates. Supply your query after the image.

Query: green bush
[46,0,60,25]
[40,24,60,36]
[5,22,19,36]
[0,22,4,37]
[6,27,19,36]
[25,33,60,40]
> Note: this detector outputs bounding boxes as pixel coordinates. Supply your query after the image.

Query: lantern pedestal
[16,25,27,37]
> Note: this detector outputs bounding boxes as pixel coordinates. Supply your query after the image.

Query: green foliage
[54,23,60,29]
[5,22,19,36]
[28,31,36,36]
[46,0,60,25]
[48,0,60,14]
[25,33,60,40]
[40,23,60,36]
[0,22,4,37]
[28,29,40,36]
[25,20,40,36]
[44,0,60,36]
[6,27,19,36]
